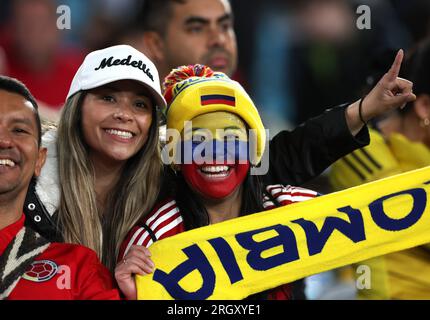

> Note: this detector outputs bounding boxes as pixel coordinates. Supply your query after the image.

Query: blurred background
[1,0,429,131]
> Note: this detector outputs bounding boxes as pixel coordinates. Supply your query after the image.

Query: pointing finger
[386,49,404,82]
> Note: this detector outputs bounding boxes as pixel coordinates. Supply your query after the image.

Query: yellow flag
[137,166,430,300]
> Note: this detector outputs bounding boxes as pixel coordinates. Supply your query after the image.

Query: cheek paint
[182,161,250,199]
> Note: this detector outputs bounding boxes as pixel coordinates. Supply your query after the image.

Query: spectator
[0,0,84,121]
[0,75,119,300]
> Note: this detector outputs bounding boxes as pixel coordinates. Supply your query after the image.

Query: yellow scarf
[137,166,430,299]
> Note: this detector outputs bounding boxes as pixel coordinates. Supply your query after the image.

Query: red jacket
[0,215,120,300]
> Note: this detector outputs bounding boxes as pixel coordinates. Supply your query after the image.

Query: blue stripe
[179,140,249,164]
[201,94,235,102]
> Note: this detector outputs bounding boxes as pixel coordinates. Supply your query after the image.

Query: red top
[0,215,120,300]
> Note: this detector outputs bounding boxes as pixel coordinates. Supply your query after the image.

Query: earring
[421,118,430,128]
[171,164,180,176]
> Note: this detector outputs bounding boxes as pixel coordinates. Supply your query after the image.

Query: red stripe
[147,203,177,228]
[130,228,146,246]
[141,234,152,247]
[157,227,183,241]
[141,214,179,245]
[142,198,175,223]
[271,190,316,198]
[135,232,149,247]
[266,185,284,192]
[151,211,182,235]
[289,187,317,194]
[288,191,317,197]
[277,199,293,205]
[201,99,235,106]
[267,185,316,196]
[275,191,316,197]
[271,190,291,198]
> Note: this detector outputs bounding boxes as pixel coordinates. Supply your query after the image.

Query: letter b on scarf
[153,244,215,299]
[235,225,299,271]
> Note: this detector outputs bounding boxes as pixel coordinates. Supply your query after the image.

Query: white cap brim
[66,45,167,110]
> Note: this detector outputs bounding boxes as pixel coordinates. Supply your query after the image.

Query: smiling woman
[81,80,154,163]
[180,112,251,202]
[39,45,168,272]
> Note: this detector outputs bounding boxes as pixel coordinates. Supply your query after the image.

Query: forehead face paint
[179,112,249,165]
[181,112,250,199]
[183,111,247,140]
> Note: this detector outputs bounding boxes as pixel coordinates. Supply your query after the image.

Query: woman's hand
[346,49,416,135]
[114,245,155,300]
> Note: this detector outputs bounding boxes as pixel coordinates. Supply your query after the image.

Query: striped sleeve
[118,199,185,260]
[265,184,318,206]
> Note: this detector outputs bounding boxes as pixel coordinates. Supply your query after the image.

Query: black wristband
[359,97,367,125]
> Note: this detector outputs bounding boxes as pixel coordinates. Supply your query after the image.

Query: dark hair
[174,171,265,230]
[137,0,187,36]
[0,76,41,146]
[408,41,430,96]
[398,39,430,115]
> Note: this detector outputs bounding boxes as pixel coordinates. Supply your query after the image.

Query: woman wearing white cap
[24,44,167,272]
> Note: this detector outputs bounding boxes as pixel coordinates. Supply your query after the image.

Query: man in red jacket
[0,75,119,300]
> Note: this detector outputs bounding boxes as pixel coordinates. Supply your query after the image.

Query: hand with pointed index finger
[346,49,416,135]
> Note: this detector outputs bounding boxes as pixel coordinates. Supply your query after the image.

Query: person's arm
[74,249,121,300]
[265,104,368,186]
[264,50,415,186]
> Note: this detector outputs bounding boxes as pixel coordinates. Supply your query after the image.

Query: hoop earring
[421,118,430,128]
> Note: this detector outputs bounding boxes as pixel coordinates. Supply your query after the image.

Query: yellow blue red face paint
[178,112,249,164]
[179,112,251,199]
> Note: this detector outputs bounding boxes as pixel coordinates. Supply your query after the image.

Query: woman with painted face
[116,65,319,300]
[24,45,167,272]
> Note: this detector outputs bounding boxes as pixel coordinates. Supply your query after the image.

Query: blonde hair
[56,92,163,271]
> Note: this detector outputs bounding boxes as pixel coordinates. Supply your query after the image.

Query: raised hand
[364,49,416,119]
[346,49,416,135]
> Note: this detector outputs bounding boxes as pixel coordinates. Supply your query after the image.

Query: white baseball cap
[66,45,166,109]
